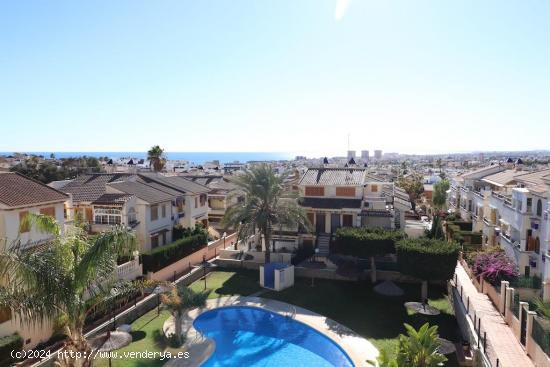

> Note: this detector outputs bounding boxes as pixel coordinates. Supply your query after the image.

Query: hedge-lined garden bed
[142,231,207,273]
[0,333,23,366]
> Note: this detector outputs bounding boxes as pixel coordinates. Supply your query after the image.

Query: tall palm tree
[161,285,209,346]
[222,164,311,263]
[0,214,136,367]
[147,145,166,172]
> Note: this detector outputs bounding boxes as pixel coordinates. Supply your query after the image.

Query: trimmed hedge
[333,227,406,258]
[142,232,207,273]
[291,243,315,265]
[0,333,23,366]
[396,238,460,281]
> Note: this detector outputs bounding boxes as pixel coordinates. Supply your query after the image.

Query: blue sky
[1,0,549,156]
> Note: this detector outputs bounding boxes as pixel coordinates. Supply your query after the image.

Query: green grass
[94,309,171,367]
[95,271,459,366]
[188,268,262,299]
[262,278,460,367]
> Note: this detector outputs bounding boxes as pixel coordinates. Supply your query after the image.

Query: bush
[396,238,460,281]
[472,251,518,286]
[172,224,205,241]
[292,243,314,265]
[142,231,207,273]
[333,227,406,258]
[0,333,23,366]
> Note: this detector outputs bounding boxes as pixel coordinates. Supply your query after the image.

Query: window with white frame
[94,206,122,225]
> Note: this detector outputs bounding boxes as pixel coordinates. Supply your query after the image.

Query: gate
[520,306,527,346]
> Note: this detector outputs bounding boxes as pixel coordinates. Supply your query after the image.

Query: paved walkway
[455,263,534,367]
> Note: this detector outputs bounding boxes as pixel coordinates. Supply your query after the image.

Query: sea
[1,152,297,165]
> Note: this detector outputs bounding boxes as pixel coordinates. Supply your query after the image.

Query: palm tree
[395,323,446,367]
[222,164,311,263]
[161,285,209,346]
[0,214,136,367]
[147,145,166,172]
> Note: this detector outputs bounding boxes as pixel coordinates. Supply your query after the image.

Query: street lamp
[223,232,227,249]
[311,248,319,287]
[153,285,162,316]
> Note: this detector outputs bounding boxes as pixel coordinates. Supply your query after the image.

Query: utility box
[260,262,294,291]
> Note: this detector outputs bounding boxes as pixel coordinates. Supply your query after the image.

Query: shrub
[333,227,407,258]
[396,238,460,281]
[0,333,23,366]
[472,252,518,286]
[142,232,207,273]
[292,243,314,265]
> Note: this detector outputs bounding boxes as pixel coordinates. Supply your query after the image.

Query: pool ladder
[286,305,296,319]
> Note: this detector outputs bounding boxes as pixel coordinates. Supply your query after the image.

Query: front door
[316,213,326,233]
[331,213,340,233]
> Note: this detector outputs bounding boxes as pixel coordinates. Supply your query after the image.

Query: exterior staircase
[316,233,331,257]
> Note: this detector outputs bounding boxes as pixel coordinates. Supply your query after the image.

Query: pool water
[193,306,354,367]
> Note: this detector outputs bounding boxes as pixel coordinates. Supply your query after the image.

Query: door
[520,306,527,346]
[315,213,326,233]
[342,214,353,227]
[331,214,341,233]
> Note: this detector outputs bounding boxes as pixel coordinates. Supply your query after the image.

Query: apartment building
[0,172,69,348]
[447,161,550,281]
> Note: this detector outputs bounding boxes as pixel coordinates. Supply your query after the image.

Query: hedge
[396,238,460,281]
[0,333,23,366]
[291,243,315,265]
[333,227,406,258]
[142,232,207,273]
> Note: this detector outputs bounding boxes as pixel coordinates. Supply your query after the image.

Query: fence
[452,275,500,367]
[532,316,550,357]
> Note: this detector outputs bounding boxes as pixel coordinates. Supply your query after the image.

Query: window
[161,204,166,218]
[19,211,30,233]
[371,185,378,193]
[336,187,355,197]
[200,194,207,207]
[93,206,122,225]
[307,212,315,225]
[195,197,198,208]
[150,205,159,221]
[537,199,543,217]
[151,234,159,249]
[128,207,137,224]
[305,186,325,196]
[40,206,56,218]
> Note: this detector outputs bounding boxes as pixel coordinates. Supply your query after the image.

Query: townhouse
[296,167,411,242]
[0,172,69,348]
[57,173,210,252]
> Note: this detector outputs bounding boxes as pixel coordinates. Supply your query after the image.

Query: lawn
[95,270,459,366]
[94,309,171,367]
[262,277,460,367]
[188,268,262,299]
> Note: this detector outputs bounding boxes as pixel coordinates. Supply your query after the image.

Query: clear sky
[1,0,549,156]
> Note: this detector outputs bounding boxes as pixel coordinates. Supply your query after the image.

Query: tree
[432,179,450,210]
[147,145,166,172]
[397,174,424,211]
[0,214,136,367]
[425,215,444,240]
[222,164,311,263]
[379,323,446,367]
[396,238,459,300]
[334,227,406,283]
[161,285,209,346]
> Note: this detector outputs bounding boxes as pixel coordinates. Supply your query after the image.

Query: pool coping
[163,296,379,367]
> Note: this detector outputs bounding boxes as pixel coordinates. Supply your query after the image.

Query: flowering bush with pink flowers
[472,252,519,286]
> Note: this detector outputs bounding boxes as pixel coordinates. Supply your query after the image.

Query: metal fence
[452,275,501,367]
[533,316,550,357]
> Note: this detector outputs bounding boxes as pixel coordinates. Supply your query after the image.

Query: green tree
[396,238,459,300]
[379,323,446,367]
[397,174,424,211]
[147,145,167,172]
[0,214,136,367]
[432,179,450,210]
[425,215,444,240]
[222,164,311,263]
[161,285,209,346]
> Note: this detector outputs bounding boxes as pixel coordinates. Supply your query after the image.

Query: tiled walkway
[455,263,534,367]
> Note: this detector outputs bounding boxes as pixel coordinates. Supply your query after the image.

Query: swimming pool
[193,306,355,367]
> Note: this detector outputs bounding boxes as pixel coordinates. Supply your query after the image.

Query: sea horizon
[0,151,297,165]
